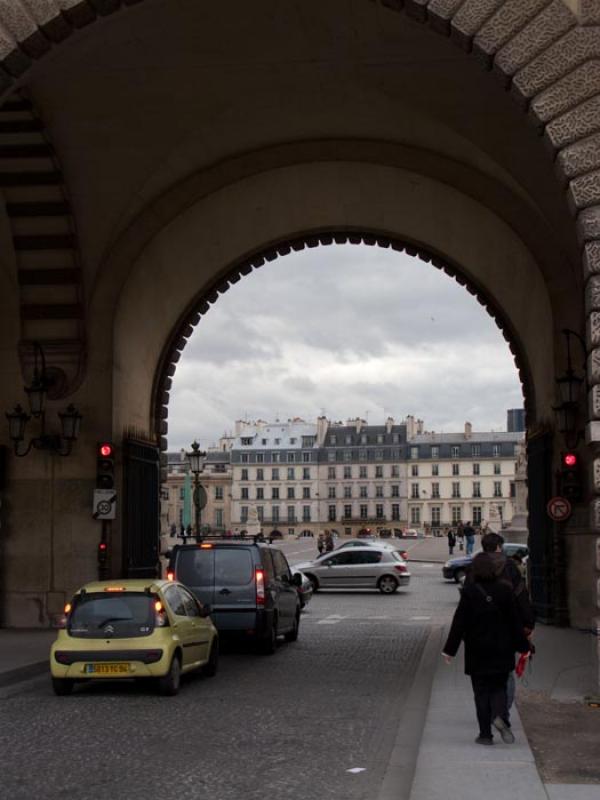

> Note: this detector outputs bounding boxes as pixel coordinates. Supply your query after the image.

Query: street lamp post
[188,440,206,542]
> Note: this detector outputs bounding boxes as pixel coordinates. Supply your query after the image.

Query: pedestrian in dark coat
[447,529,457,555]
[442,553,530,745]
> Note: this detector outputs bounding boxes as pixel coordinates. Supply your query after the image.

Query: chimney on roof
[417,419,424,435]
[464,421,472,439]
[316,416,329,445]
[386,417,394,434]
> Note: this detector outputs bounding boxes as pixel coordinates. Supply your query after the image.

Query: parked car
[294,546,410,594]
[442,543,529,583]
[336,539,409,560]
[50,578,218,696]
[167,541,301,654]
[292,569,313,608]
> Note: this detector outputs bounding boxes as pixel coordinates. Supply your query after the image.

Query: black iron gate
[527,431,559,623]
[122,438,160,578]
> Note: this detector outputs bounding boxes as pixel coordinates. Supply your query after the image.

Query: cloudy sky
[168,245,523,450]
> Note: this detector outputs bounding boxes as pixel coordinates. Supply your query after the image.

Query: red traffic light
[563,453,578,468]
[99,443,113,458]
[98,542,107,551]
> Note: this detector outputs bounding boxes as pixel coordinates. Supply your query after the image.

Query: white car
[294,546,410,594]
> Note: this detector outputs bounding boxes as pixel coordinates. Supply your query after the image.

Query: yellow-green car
[50,579,218,696]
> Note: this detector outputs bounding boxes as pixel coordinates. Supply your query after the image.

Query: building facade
[405,423,522,533]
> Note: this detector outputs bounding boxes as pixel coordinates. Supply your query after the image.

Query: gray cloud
[168,245,523,449]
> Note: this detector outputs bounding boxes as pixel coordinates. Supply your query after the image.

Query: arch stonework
[0,0,597,654]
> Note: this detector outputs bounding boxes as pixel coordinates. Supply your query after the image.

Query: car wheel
[378,575,399,594]
[52,678,74,696]
[284,611,300,643]
[305,574,319,592]
[454,569,466,584]
[158,654,181,696]
[203,640,219,678]
[258,620,277,655]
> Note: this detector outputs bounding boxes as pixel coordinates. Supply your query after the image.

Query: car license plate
[85,663,130,675]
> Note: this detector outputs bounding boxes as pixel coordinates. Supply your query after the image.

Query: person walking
[317,533,325,556]
[324,530,334,553]
[442,552,530,745]
[447,528,457,556]
[471,532,536,726]
[463,521,476,555]
[456,522,465,551]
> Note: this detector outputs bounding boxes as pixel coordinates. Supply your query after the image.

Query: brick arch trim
[151,229,534,459]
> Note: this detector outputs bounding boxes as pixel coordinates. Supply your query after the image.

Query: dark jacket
[443,577,530,676]
[463,524,475,539]
[466,552,535,631]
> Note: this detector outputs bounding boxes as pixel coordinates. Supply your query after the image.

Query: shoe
[493,716,515,744]
[475,735,494,746]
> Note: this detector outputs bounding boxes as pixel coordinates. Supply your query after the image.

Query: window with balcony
[303,452,311,462]
[241,454,248,463]
[451,482,461,498]
[392,504,400,520]
[359,466,368,478]
[473,463,480,476]
[344,485,352,498]
[302,487,310,499]
[215,509,223,527]
[391,485,400,497]
[432,482,440,498]
[256,453,264,463]
[471,445,480,457]
[272,487,280,500]
[241,506,248,522]
[494,463,501,475]
[328,486,336,499]
[472,482,481,498]
[376,504,384,519]
[411,464,419,477]
[287,506,295,522]
[451,446,460,458]
[303,467,310,480]
[328,451,335,462]
[256,488,264,500]
[451,505,462,524]
[302,436,315,447]
[241,437,253,446]
[328,466,336,479]
[344,466,352,479]
[272,506,280,522]
[452,463,459,476]
[431,446,439,458]
[287,467,295,480]
[391,465,399,477]
[375,465,383,478]
[494,482,502,497]
[472,506,482,525]
[492,445,500,457]
[328,505,336,521]
[302,506,311,522]
[287,453,295,462]
[411,483,419,499]
[241,487,249,500]
[432,464,439,476]
[410,447,419,459]
[256,468,264,481]
[287,487,295,499]
[272,452,280,463]
[359,485,368,498]
[344,504,352,519]
[375,485,384,498]
[360,504,368,519]
[431,506,441,525]
[257,506,264,521]
[272,468,279,480]
[241,468,248,481]
[410,507,421,525]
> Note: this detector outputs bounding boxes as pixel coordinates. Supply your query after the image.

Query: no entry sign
[546,496,572,522]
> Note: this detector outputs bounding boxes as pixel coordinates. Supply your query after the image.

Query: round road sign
[546,496,572,522]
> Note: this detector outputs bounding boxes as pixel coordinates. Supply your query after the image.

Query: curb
[377,625,445,800]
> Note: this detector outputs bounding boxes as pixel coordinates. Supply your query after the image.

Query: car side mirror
[199,604,212,618]
[292,573,302,587]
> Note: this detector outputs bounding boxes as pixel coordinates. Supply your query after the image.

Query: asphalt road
[0,539,459,800]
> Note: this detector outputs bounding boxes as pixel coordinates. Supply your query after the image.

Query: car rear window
[68,592,155,639]
[176,549,214,587]
[214,549,253,585]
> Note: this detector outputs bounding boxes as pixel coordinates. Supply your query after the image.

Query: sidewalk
[0,629,54,687]
[404,625,599,800]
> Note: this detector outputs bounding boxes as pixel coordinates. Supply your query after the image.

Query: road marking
[317,614,347,625]
[347,768,366,774]
[410,616,431,621]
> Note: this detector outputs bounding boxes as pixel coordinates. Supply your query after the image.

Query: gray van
[167,542,301,654]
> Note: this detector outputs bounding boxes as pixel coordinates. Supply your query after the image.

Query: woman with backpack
[441,552,530,746]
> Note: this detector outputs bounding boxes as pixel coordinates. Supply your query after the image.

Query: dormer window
[241,437,253,446]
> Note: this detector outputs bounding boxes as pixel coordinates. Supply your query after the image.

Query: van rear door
[174,547,215,608]
[213,547,256,631]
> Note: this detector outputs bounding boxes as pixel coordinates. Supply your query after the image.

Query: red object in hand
[515,652,530,677]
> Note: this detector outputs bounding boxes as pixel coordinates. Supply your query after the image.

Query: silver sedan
[294,547,410,594]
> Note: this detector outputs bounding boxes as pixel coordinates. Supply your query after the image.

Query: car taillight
[154,599,169,627]
[394,565,407,573]
[255,568,266,606]
[166,570,174,581]
[55,602,72,629]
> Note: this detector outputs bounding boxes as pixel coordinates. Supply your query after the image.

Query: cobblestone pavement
[0,544,460,800]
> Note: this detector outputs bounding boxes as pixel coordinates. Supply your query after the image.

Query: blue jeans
[466,535,475,555]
